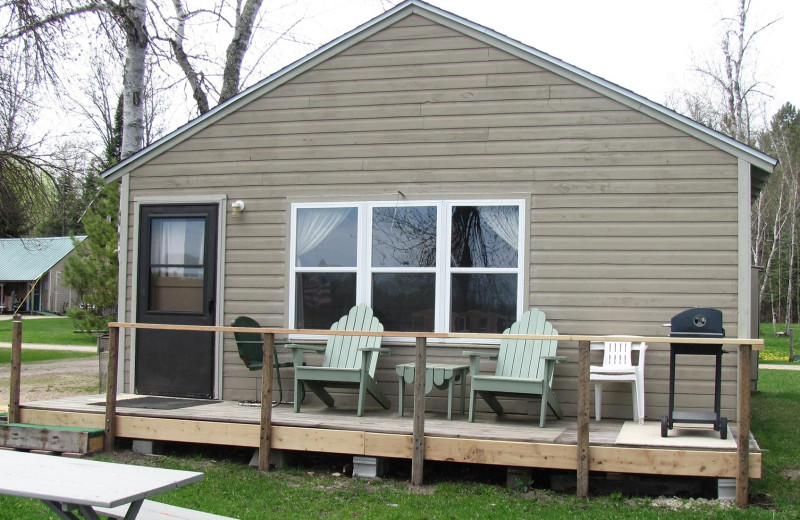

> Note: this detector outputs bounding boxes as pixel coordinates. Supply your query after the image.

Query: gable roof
[0,236,87,282]
[102,0,776,195]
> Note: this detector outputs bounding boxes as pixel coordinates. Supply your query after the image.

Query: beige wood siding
[124,14,742,421]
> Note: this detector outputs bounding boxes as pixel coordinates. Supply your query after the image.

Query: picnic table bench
[95,499,238,519]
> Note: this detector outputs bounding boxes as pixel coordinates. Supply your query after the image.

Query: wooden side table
[396,363,470,420]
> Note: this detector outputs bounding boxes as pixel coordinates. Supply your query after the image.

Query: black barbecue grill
[661,307,728,439]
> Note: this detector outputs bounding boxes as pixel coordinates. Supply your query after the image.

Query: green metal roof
[0,236,86,282]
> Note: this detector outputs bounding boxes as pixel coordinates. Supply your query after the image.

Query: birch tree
[759,104,800,328]
[1,0,147,160]
[669,0,778,144]
[154,0,300,116]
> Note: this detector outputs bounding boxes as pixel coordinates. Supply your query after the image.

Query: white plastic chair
[590,341,647,424]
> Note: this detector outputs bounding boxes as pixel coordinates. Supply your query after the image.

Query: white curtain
[295,208,350,266]
[151,218,205,274]
[480,206,519,251]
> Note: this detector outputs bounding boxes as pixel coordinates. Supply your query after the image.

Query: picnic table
[0,450,206,519]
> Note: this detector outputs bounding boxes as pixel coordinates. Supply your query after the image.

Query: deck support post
[9,316,22,424]
[577,340,590,497]
[411,336,426,487]
[103,326,119,452]
[258,333,275,473]
[736,344,752,508]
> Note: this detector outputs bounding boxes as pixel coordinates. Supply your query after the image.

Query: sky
[279,0,799,124]
[36,0,799,151]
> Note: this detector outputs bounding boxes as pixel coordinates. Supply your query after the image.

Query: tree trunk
[120,0,148,159]
[218,0,263,105]
[169,0,209,115]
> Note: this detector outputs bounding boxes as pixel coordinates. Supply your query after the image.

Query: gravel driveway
[0,357,101,409]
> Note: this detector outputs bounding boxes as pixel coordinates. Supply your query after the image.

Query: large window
[290,201,524,335]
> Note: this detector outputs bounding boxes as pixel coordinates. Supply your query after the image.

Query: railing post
[411,336,426,486]
[258,333,275,473]
[104,326,119,452]
[736,344,752,508]
[577,340,590,497]
[9,315,22,424]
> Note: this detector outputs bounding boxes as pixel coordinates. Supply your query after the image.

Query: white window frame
[289,199,525,342]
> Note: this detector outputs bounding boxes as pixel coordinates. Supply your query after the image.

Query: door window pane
[149,217,206,312]
[372,273,436,331]
[296,207,357,267]
[451,206,518,268]
[372,206,437,267]
[151,218,205,265]
[295,273,356,329]
[450,273,517,333]
[149,267,204,312]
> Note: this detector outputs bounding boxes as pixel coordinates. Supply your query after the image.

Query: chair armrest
[462,351,497,359]
[463,350,497,375]
[285,343,326,366]
[635,342,647,368]
[542,355,567,364]
[284,343,326,352]
[359,347,390,354]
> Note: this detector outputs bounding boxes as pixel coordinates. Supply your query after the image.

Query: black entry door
[136,205,218,398]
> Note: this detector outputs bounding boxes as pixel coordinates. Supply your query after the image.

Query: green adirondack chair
[464,308,566,427]
[231,316,297,406]
[287,304,390,416]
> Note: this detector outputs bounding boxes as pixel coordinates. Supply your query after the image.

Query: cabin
[16,1,773,502]
[97,0,774,419]
[0,236,87,315]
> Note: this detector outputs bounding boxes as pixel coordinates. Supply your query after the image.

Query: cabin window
[290,201,524,335]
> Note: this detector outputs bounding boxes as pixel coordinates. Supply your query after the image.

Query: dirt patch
[0,357,100,409]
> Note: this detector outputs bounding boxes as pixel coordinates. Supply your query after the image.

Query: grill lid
[669,307,725,337]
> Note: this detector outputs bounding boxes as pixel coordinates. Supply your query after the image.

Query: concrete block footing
[248,449,298,468]
[717,478,735,501]
[352,456,385,479]
[131,440,163,455]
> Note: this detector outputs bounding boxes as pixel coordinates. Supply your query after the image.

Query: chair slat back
[322,304,384,375]
[495,308,558,380]
[602,341,633,368]
[231,316,263,368]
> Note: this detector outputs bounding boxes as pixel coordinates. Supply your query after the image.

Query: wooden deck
[18,394,761,480]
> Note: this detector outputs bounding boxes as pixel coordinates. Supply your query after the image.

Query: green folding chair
[232,316,301,406]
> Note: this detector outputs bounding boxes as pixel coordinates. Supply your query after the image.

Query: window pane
[149,267,204,312]
[450,273,517,333]
[451,206,518,268]
[151,217,205,265]
[295,272,356,329]
[296,207,357,267]
[372,206,437,267]
[372,273,436,331]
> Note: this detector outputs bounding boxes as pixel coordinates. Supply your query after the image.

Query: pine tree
[63,181,119,332]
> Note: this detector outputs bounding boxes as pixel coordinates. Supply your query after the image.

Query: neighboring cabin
[0,236,87,315]
[102,1,775,421]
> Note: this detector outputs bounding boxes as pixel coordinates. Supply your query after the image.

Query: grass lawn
[0,348,95,363]
[750,369,800,514]
[1,370,797,519]
[0,317,98,346]
[758,323,800,364]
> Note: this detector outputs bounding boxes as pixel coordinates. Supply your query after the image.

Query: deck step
[0,423,104,454]
[95,499,239,520]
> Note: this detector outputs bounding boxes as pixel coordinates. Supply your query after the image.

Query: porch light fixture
[231,200,245,217]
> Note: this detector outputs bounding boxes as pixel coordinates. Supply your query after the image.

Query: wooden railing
[7,317,764,507]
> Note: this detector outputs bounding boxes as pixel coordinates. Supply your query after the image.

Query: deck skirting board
[20,402,759,479]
